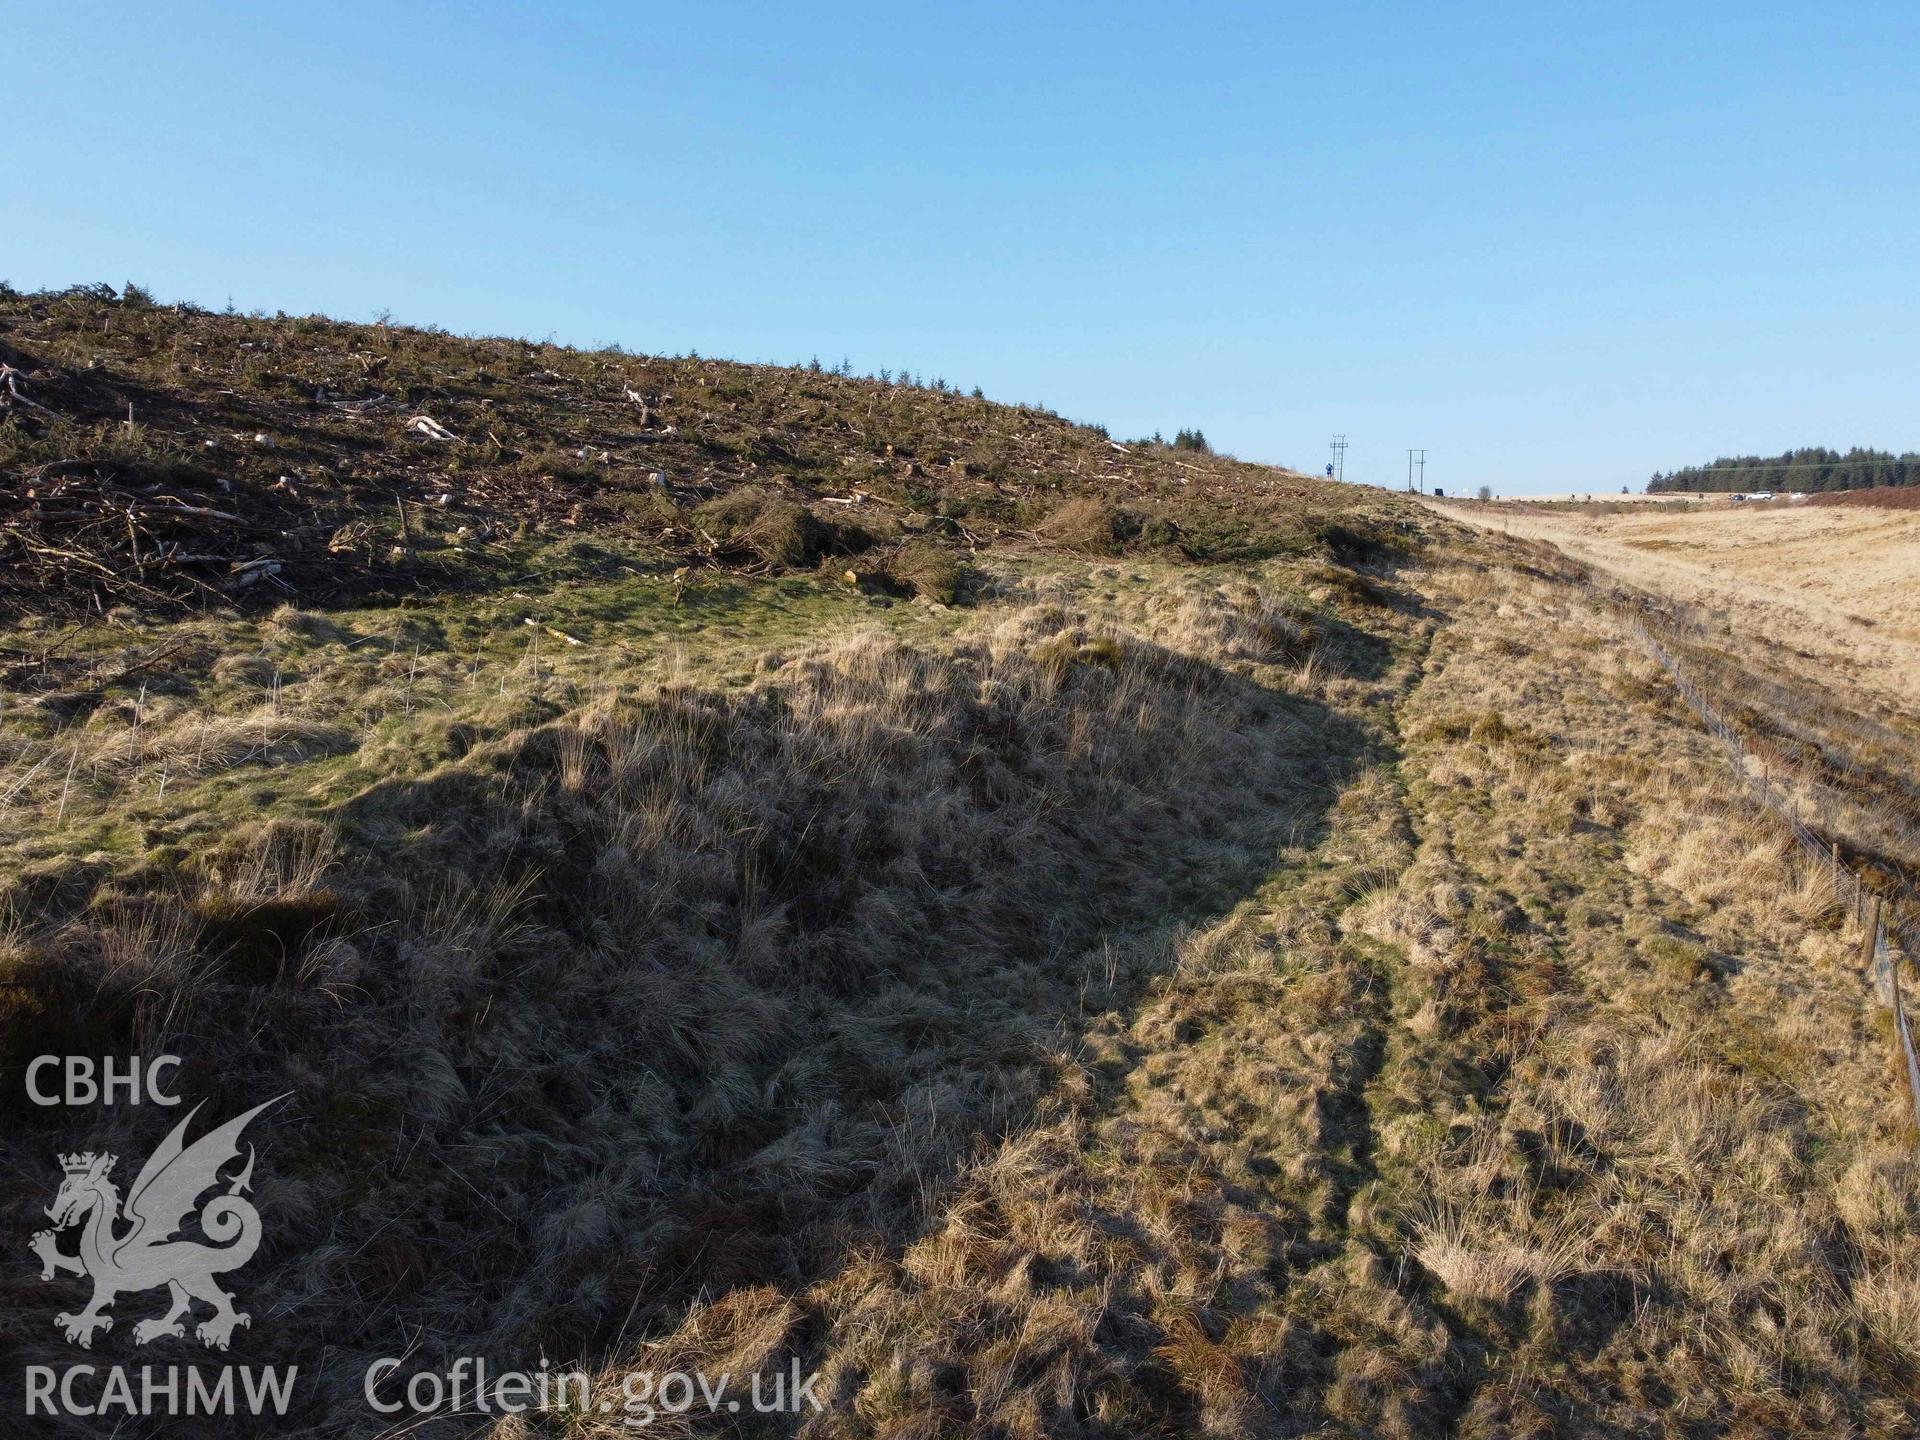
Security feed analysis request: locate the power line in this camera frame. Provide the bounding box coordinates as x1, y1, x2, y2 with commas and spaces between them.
1330, 435, 1347, 482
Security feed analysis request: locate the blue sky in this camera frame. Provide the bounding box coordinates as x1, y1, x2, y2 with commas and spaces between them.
7, 3, 1917, 493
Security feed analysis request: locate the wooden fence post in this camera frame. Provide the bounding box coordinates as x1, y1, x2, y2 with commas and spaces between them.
1887, 928, 1920, 1139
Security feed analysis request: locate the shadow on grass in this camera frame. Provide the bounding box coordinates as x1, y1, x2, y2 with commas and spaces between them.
0, 616, 1383, 1433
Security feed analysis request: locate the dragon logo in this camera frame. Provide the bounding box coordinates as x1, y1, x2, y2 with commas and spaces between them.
29, 1096, 287, 1350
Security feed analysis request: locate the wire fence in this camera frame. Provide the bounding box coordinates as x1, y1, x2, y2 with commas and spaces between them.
1625, 614, 1920, 1132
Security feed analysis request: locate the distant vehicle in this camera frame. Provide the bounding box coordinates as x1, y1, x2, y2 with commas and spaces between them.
1432, 487, 1445, 497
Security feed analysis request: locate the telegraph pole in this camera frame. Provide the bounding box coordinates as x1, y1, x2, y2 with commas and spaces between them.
1330, 435, 1347, 483
1406, 449, 1415, 493
1416, 449, 1427, 493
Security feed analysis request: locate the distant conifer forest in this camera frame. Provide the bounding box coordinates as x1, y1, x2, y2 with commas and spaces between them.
1649, 447, 1920, 493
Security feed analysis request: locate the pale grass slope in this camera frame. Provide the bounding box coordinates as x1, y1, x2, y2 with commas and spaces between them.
1444, 498, 1920, 704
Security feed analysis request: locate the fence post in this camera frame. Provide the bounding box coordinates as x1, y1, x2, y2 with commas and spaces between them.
1887, 928, 1920, 1139
1867, 896, 1884, 983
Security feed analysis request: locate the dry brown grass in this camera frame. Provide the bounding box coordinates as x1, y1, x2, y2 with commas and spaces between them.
678, 542, 1920, 1436
7, 342, 1920, 1436
0, 561, 1401, 1436
1441, 497, 1920, 696
1354, 547, 1920, 1435
522, 540, 1920, 1437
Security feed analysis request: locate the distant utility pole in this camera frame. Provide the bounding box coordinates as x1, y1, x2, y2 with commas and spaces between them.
1406, 449, 1415, 492
1330, 435, 1347, 483
1415, 449, 1427, 494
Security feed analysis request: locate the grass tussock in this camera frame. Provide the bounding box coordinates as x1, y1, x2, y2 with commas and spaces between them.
1151, 578, 1319, 669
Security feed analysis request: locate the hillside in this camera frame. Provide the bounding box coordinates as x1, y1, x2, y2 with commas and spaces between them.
0, 285, 1361, 617
5, 294, 1920, 1438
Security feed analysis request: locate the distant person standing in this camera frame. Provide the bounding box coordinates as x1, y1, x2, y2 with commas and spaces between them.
1326, 462, 1335, 478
